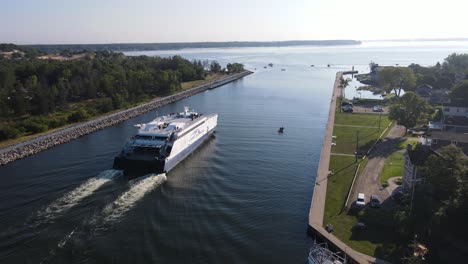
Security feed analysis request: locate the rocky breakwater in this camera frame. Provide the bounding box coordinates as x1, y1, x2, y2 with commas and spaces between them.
0, 71, 253, 166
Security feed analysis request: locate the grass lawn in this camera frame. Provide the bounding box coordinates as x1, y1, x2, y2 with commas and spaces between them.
181, 73, 225, 90
332, 111, 391, 155
396, 137, 419, 150
323, 104, 404, 261
380, 151, 404, 186
324, 155, 358, 220
332, 126, 382, 154
325, 155, 405, 261
334, 112, 391, 128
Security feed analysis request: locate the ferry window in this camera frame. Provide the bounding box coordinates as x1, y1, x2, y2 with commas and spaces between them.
135, 135, 152, 140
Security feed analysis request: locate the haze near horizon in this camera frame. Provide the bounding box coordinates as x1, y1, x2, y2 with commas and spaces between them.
1, 0, 467, 44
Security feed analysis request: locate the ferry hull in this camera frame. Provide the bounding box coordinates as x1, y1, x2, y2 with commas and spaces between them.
113, 157, 165, 174
164, 128, 215, 172
113, 129, 215, 175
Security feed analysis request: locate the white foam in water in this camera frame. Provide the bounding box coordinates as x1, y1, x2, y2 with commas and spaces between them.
101, 173, 167, 224
57, 226, 78, 248
37, 170, 122, 221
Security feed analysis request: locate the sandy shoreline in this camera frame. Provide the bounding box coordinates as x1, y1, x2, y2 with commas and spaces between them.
0, 71, 253, 166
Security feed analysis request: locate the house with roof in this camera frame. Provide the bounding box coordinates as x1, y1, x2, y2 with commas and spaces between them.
430, 131, 468, 154
402, 144, 438, 191
415, 84, 450, 105
416, 84, 433, 101
440, 102, 468, 133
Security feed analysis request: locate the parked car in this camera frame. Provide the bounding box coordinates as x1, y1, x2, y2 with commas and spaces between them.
354, 222, 366, 230
355, 193, 366, 208
370, 194, 381, 208
372, 105, 383, 112
342, 105, 353, 113
407, 125, 428, 135
341, 101, 353, 107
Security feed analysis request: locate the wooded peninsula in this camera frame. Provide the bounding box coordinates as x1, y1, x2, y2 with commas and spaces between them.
0, 44, 244, 142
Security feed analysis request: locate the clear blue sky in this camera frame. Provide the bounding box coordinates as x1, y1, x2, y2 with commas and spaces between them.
1, 0, 467, 44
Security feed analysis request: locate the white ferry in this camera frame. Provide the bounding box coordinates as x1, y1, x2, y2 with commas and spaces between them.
113, 106, 217, 174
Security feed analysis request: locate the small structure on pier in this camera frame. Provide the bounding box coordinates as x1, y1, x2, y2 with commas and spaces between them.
308, 242, 346, 264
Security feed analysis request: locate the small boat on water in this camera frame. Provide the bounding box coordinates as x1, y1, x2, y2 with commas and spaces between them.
281, 69, 286, 71
114, 106, 217, 175
278, 127, 284, 133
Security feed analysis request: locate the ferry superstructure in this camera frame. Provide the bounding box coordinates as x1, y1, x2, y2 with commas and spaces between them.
113, 106, 217, 174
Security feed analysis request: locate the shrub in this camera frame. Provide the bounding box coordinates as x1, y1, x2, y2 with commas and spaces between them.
48, 116, 68, 128
0, 124, 21, 140
20, 120, 48, 134
96, 98, 114, 113
67, 108, 91, 123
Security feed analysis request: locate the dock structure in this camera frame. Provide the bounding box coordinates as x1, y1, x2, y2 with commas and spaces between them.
307, 72, 389, 264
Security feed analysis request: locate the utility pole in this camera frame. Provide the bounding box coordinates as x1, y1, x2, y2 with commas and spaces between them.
378, 112, 382, 131
355, 130, 360, 162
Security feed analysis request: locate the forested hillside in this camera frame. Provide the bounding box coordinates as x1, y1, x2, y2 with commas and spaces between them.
0, 46, 243, 141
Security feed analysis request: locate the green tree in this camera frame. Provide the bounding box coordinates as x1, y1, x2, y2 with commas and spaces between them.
450, 80, 468, 104
210, 61, 222, 73
389, 92, 430, 131
10, 83, 29, 116
226, 63, 244, 74
0, 124, 21, 140
339, 76, 351, 93
67, 108, 91, 122
415, 145, 468, 240
378, 67, 416, 97
442, 53, 468, 74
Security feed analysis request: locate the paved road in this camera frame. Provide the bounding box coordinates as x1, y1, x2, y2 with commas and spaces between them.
352, 124, 406, 207
352, 105, 389, 114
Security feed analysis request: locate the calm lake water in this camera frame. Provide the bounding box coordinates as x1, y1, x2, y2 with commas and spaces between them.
0, 41, 467, 264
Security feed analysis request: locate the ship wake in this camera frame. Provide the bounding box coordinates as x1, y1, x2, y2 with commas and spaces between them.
39, 173, 166, 263
54, 173, 166, 248
36, 169, 122, 224
100, 173, 166, 225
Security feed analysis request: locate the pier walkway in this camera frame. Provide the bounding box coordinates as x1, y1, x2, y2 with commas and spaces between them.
308, 72, 389, 264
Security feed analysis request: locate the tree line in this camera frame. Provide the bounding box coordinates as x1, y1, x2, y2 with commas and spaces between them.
374, 54, 468, 262
0, 46, 244, 141
374, 53, 468, 101
24, 40, 361, 53
392, 145, 468, 263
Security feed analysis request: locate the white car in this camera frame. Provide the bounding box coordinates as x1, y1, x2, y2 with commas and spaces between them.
355, 193, 366, 208
372, 105, 383, 112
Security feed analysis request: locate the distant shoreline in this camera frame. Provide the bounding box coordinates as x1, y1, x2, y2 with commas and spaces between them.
23, 40, 362, 53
